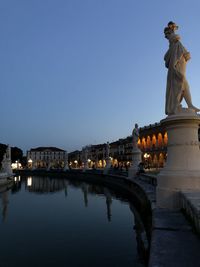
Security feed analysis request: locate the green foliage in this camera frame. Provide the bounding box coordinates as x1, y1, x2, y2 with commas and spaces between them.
0, 143, 23, 164
11, 147, 23, 162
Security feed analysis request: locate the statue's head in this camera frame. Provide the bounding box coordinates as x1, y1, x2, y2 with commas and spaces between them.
135, 123, 138, 128
168, 21, 178, 31
164, 22, 178, 39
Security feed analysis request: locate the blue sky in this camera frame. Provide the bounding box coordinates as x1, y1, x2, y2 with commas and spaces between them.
1, 0, 200, 153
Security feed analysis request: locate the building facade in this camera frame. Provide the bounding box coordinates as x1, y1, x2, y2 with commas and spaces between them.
68, 122, 168, 170
138, 123, 167, 169
27, 147, 67, 169
27, 122, 169, 170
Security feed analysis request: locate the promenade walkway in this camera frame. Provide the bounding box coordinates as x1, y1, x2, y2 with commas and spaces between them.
131, 172, 200, 267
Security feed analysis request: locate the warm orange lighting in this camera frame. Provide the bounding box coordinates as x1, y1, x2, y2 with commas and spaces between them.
147, 136, 151, 149
158, 133, 163, 147
152, 134, 157, 146
142, 137, 146, 149
164, 132, 168, 145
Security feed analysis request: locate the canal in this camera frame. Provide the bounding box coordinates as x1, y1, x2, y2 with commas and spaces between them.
0, 175, 147, 267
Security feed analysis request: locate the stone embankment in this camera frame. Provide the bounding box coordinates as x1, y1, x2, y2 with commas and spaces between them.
138, 173, 200, 267
0, 173, 13, 188
180, 191, 200, 235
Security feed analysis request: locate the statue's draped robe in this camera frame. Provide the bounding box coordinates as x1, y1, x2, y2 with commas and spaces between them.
132, 128, 139, 150
164, 34, 190, 115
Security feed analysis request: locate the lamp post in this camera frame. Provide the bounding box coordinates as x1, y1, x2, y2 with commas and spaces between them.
74, 160, 78, 169
103, 142, 112, 174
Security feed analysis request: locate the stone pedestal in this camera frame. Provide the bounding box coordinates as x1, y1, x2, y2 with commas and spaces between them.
128, 149, 142, 178
83, 161, 89, 172
3, 161, 13, 176
157, 108, 200, 209
103, 158, 112, 174
63, 151, 69, 171
32, 161, 36, 170
63, 163, 69, 171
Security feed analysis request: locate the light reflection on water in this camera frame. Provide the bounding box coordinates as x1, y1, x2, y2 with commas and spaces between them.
0, 175, 146, 267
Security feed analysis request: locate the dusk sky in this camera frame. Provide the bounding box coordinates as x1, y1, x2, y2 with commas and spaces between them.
1, 0, 200, 153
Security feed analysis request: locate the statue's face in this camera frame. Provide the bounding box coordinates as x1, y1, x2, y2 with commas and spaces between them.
168, 23, 178, 31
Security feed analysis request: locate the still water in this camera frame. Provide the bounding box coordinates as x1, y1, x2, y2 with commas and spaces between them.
0, 176, 146, 267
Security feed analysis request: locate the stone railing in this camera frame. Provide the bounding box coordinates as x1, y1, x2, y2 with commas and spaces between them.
180, 191, 200, 234
0, 172, 8, 179
139, 173, 157, 186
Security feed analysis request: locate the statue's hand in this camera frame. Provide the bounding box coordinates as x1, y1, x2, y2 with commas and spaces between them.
175, 35, 180, 42
184, 52, 191, 61
170, 34, 180, 43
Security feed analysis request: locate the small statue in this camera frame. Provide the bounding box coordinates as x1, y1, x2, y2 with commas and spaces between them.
106, 142, 110, 159
1, 145, 13, 175
63, 151, 69, 171
82, 146, 89, 170
164, 21, 199, 115
132, 123, 139, 149
128, 123, 142, 178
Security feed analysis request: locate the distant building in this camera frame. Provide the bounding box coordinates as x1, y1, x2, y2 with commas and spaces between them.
68, 122, 168, 170
139, 122, 167, 169
27, 147, 67, 169
27, 122, 169, 170
68, 150, 82, 168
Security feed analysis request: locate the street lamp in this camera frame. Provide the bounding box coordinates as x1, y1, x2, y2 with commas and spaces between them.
74, 160, 78, 168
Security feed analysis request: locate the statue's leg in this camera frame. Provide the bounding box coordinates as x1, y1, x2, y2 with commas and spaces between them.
178, 91, 184, 104
184, 86, 200, 112
178, 57, 200, 112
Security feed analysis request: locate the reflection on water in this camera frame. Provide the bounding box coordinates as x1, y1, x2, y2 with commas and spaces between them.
0, 175, 147, 267
0, 190, 8, 222
27, 176, 32, 187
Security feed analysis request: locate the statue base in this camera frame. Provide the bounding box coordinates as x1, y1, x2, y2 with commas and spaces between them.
63, 164, 69, 171
128, 149, 142, 178
83, 163, 89, 172
103, 159, 112, 174
157, 108, 200, 209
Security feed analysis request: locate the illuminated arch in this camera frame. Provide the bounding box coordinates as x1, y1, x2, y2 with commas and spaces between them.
157, 133, 163, 147
142, 137, 146, 149
152, 134, 157, 148
137, 138, 141, 149
159, 153, 164, 167
146, 136, 151, 149
164, 132, 168, 146
153, 154, 158, 165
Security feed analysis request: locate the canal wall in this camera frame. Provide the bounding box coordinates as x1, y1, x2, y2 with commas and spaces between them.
15, 169, 152, 238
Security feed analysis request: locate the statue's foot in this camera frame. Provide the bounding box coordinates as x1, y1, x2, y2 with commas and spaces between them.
188, 105, 200, 113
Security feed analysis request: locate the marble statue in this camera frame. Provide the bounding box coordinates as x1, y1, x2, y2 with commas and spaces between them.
103, 142, 112, 174
1, 145, 13, 176
82, 147, 89, 171
128, 123, 141, 178
63, 151, 69, 171
132, 123, 139, 150
106, 142, 110, 159
164, 21, 199, 115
